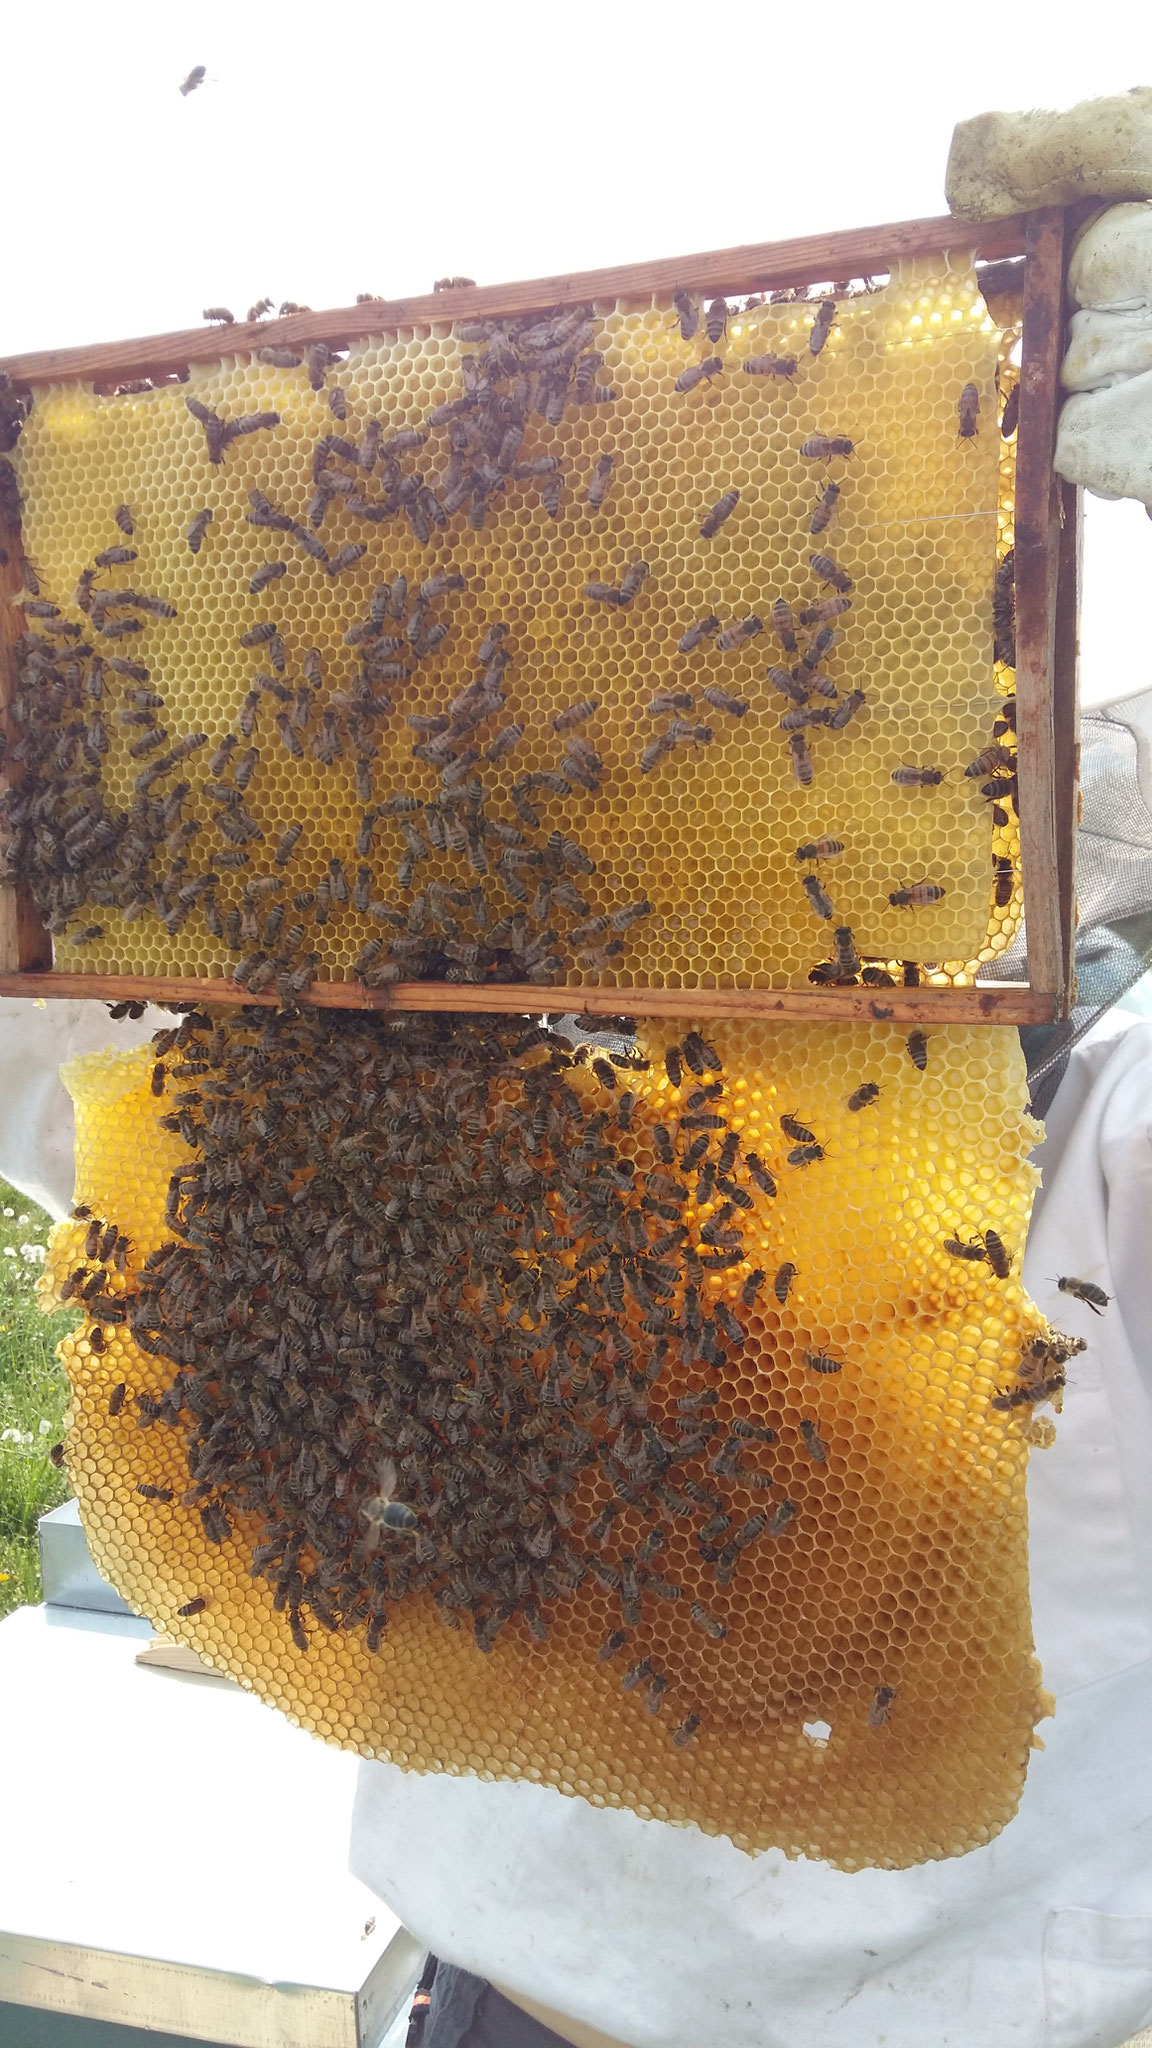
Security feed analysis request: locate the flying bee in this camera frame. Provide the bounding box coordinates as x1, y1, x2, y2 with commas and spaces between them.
49, 1442, 66, 1469
774, 1261, 797, 1304
965, 744, 1016, 779
743, 354, 796, 379
674, 356, 723, 393
810, 483, 840, 533
672, 290, 699, 340
360, 1459, 419, 1543
906, 1029, 929, 1072
958, 382, 980, 438
802, 874, 834, 920
801, 435, 854, 460
789, 731, 814, 786
804, 1348, 842, 1374
179, 64, 206, 94
700, 490, 739, 538
891, 764, 945, 787
847, 1080, 880, 1111
888, 881, 945, 908
1056, 1275, 1109, 1314
809, 300, 837, 355
867, 1684, 896, 1727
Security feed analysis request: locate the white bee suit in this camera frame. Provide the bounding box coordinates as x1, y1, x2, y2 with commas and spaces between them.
350, 1010, 1152, 2048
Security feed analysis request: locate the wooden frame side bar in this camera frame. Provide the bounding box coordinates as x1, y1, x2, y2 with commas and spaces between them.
1014, 206, 1071, 1013
0, 971, 1059, 1024
1052, 476, 1082, 1011
0, 545, 51, 975
0, 212, 1030, 391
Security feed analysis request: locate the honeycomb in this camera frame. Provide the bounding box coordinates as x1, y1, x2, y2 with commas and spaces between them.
42, 1005, 1069, 1869
3, 253, 1020, 997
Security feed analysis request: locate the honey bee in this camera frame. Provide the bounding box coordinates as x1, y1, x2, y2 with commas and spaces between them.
701, 297, 728, 344
1056, 1275, 1110, 1314
826, 689, 864, 731
672, 1713, 700, 1748
247, 298, 274, 323
690, 1601, 727, 1640
587, 455, 615, 510
700, 489, 740, 538
360, 1459, 419, 1543
980, 1229, 1011, 1278
804, 1348, 842, 1373
808, 552, 852, 594
553, 698, 599, 733
891, 764, 945, 787
771, 600, 799, 655
867, 1684, 896, 1727
678, 615, 719, 654
799, 1418, 828, 1464
743, 355, 797, 379
694, 681, 746, 722
114, 505, 134, 535
741, 1268, 767, 1306
800, 596, 852, 634
774, 1261, 797, 1304
846, 1080, 880, 1112
619, 559, 650, 602
957, 383, 980, 438
965, 744, 1015, 779
789, 1143, 824, 1166
177, 1597, 207, 1617
801, 436, 854, 461
744, 1154, 776, 1198
672, 290, 699, 340
789, 731, 814, 786
810, 483, 841, 534
1000, 384, 1020, 439
137, 1482, 174, 1502
808, 300, 837, 355
715, 615, 762, 652
802, 875, 834, 920
674, 357, 723, 393
906, 1029, 929, 1071
888, 881, 945, 909
991, 1373, 1066, 1413
90, 1329, 108, 1356
179, 64, 206, 94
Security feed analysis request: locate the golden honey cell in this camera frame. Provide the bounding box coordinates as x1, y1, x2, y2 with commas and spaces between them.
43, 1010, 1061, 1869
6, 255, 1018, 995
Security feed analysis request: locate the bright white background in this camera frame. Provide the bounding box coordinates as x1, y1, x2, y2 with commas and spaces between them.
3, 0, 1152, 704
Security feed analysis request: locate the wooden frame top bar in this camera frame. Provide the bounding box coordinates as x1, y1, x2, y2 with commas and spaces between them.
0, 971, 1059, 1025
0, 212, 1030, 391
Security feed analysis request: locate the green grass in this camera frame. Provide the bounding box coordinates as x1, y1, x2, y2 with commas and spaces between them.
0, 1180, 78, 1620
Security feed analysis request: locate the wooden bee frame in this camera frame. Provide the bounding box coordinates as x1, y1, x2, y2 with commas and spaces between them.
0, 207, 1077, 1025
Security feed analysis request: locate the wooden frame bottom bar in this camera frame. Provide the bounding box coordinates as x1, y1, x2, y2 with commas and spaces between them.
0, 972, 1059, 1024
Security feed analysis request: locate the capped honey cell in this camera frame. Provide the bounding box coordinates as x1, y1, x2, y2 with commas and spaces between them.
43, 1009, 1061, 1869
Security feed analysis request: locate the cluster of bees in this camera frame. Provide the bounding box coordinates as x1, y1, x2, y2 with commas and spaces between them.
0, 273, 1016, 995
51, 998, 1088, 1739
54, 1004, 915, 1736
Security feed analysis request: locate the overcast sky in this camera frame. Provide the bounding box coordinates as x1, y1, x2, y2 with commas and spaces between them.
5, 0, 1152, 703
